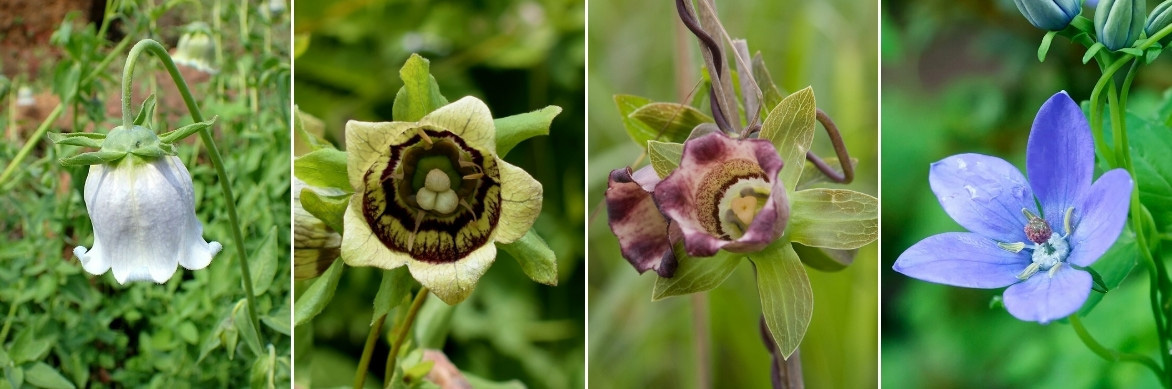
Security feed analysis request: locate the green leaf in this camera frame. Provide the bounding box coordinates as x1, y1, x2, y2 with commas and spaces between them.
294, 105, 333, 151
392, 53, 449, 122
613, 94, 657, 149
9, 329, 51, 364
1128, 112, 1172, 229
234, 300, 264, 358
1038, 30, 1057, 62
59, 150, 126, 167
463, 372, 526, 389
47, 132, 104, 148
294, 259, 345, 327
1118, 47, 1144, 56
788, 188, 878, 250
797, 156, 858, 190
750, 243, 813, 360
791, 243, 855, 272
293, 33, 310, 59
159, 117, 216, 144
3, 363, 22, 389
294, 148, 350, 191
402, 360, 435, 383
652, 248, 742, 300
133, 94, 157, 126
24, 362, 75, 389
498, 230, 558, 286
494, 105, 562, 157
647, 141, 684, 179
629, 103, 712, 145
1145, 44, 1164, 64
300, 189, 349, 234
250, 226, 280, 296
52, 63, 80, 103
1079, 226, 1137, 315
759, 87, 817, 191
263, 304, 292, 336
373, 267, 413, 325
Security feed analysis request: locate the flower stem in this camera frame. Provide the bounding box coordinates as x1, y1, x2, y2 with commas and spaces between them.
354, 313, 388, 389
1069, 314, 1164, 382
384, 287, 430, 388
120, 39, 261, 335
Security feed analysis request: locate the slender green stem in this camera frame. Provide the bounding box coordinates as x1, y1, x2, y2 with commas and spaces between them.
0, 299, 19, 344
1070, 314, 1164, 380
384, 287, 429, 389
354, 313, 388, 389
120, 39, 260, 333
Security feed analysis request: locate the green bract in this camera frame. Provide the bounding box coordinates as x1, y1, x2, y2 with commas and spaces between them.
340, 96, 544, 305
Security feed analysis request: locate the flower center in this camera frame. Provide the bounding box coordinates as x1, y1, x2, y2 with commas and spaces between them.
415, 168, 458, 214
1014, 208, 1074, 280
717, 178, 770, 239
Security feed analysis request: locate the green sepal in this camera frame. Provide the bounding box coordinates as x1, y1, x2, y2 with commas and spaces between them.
1038, 30, 1058, 62
493, 105, 562, 157
629, 103, 713, 144
1082, 42, 1104, 64
392, 53, 449, 122
299, 189, 349, 234
651, 247, 742, 300
614, 94, 658, 149
1084, 266, 1109, 293
1145, 43, 1164, 63
47, 132, 105, 148
159, 117, 217, 144
129, 145, 169, 159
59, 150, 127, 167
293, 148, 351, 191
759, 87, 817, 191
293, 259, 345, 327
647, 140, 684, 179
750, 242, 813, 360
372, 267, 414, 325
294, 105, 334, 151
498, 230, 559, 286
133, 94, 158, 126
1118, 47, 1144, 56
752, 52, 785, 112
791, 242, 856, 272
787, 188, 878, 250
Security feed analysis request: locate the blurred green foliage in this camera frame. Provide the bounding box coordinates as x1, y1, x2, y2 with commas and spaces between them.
882, 0, 1172, 387
293, 0, 584, 388
0, 0, 291, 387
587, 0, 878, 387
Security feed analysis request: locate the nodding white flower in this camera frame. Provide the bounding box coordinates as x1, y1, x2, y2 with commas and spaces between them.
171, 24, 217, 74
74, 125, 221, 284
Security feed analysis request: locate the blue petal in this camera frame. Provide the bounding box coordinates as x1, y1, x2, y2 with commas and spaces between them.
930, 154, 1034, 243
1003, 266, 1091, 324
893, 232, 1028, 288
1027, 91, 1094, 228
1067, 169, 1133, 267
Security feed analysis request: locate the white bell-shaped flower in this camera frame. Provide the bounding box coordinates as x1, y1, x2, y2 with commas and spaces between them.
73, 126, 221, 284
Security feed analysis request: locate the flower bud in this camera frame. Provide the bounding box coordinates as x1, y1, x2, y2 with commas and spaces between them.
171, 22, 217, 74
1146, 0, 1172, 43
1095, 0, 1146, 50
1014, 0, 1082, 31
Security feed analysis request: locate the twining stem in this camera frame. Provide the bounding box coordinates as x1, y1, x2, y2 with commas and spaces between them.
384, 287, 430, 388
354, 313, 389, 389
805, 109, 855, 184
120, 39, 261, 335
1069, 314, 1163, 381
0, 36, 131, 187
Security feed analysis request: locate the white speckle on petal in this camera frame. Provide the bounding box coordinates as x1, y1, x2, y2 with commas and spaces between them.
956, 158, 967, 169
963, 184, 978, 199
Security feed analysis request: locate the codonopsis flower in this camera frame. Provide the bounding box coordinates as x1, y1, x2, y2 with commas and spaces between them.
606, 132, 788, 276
893, 91, 1132, 324
340, 96, 542, 304
74, 125, 221, 284
1014, 0, 1082, 31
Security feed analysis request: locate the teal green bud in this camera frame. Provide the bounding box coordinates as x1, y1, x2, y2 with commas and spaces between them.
1146, 0, 1172, 43
1095, 0, 1146, 50
1014, 0, 1082, 31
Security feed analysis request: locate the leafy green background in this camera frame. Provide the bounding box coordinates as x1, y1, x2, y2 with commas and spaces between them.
0, 0, 291, 388
293, 0, 585, 388
882, 0, 1172, 387
587, 0, 878, 387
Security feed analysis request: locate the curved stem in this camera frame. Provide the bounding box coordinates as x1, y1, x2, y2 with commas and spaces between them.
120, 39, 260, 333
804, 109, 855, 184
1070, 314, 1164, 381
354, 313, 388, 389
384, 287, 430, 388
